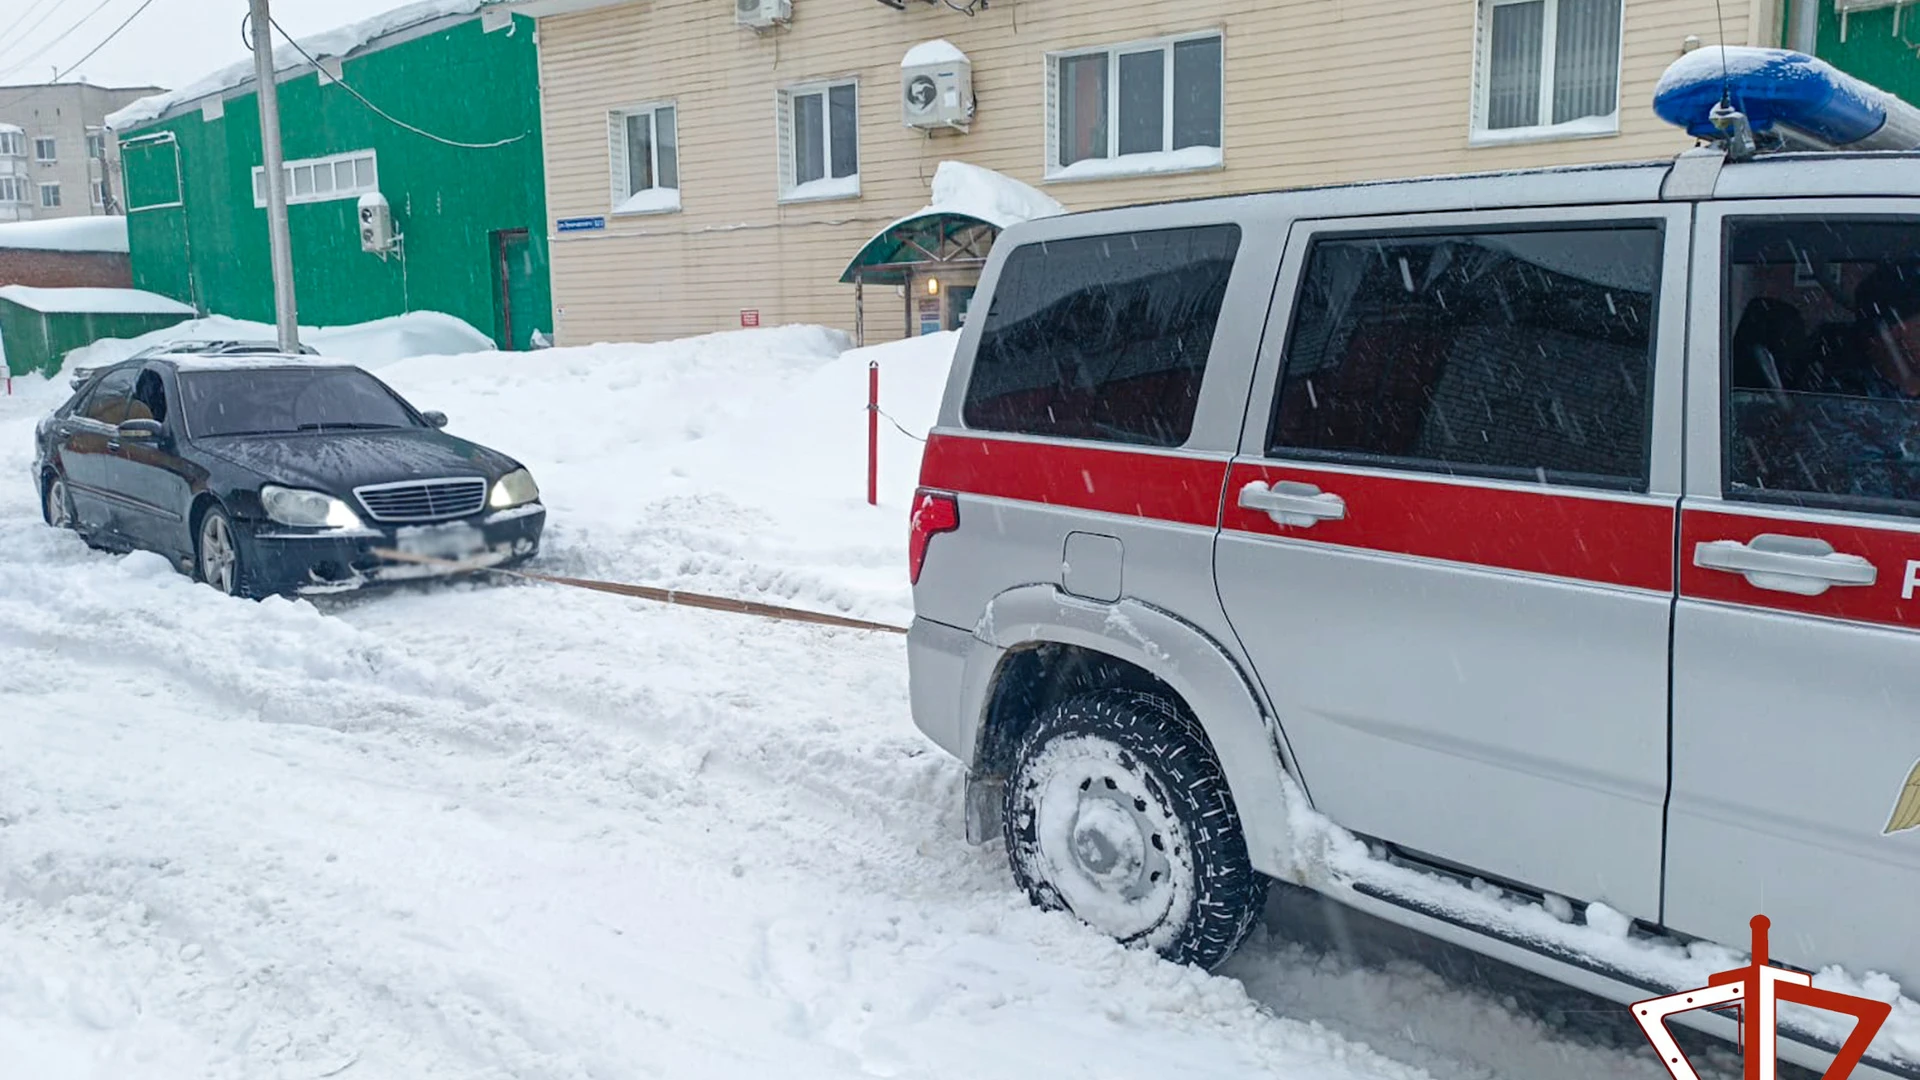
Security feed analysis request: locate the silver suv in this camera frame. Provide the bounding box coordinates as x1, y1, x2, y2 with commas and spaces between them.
907, 145, 1920, 1076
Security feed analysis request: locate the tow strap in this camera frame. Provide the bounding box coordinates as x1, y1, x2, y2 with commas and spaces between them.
371, 548, 910, 635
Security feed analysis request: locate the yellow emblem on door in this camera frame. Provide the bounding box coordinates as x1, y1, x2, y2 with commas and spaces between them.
1887, 760, 1920, 836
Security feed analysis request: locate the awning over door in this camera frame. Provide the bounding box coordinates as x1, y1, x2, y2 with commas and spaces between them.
839, 211, 1000, 286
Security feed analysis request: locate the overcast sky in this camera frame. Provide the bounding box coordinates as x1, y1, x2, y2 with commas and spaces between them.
0, 0, 415, 93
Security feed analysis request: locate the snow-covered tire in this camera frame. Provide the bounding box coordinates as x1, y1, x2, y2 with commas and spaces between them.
195, 506, 252, 598
42, 473, 73, 529
1003, 690, 1266, 971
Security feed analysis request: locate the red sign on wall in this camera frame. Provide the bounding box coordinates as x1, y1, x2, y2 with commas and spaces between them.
740, 309, 760, 328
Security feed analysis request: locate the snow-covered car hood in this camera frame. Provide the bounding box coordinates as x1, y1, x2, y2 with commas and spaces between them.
195, 429, 519, 496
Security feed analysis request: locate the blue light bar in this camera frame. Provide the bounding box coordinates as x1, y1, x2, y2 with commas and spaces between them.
1653, 46, 1920, 151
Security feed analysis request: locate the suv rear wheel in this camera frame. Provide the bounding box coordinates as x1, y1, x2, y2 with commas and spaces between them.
1003, 689, 1266, 970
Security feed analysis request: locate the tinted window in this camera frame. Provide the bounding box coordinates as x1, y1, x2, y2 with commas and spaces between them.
80, 367, 138, 425
179, 368, 417, 437
963, 224, 1241, 447
1724, 217, 1920, 517
1271, 226, 1662, 490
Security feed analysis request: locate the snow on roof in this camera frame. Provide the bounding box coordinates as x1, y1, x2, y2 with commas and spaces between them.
916, 160, 1065, 229
107, 0, 491, 130
0, 286, 195, 316
165, 354, 357, 372
0, 216, 128, 254
0, 123, 21, 135
901, 39, 968, 68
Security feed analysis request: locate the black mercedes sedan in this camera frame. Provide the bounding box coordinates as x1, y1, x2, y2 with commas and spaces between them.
31, 351, 545, 598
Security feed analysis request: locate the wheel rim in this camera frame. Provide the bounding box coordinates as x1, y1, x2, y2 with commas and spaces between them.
200, 515, 237, 594
46, 479, 70, 528
1021, 735, 1190, 942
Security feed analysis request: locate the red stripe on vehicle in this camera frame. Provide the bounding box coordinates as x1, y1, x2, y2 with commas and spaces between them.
1680, 508, 1920, 630
917, 433, 1226, 527
1222, 463, 1676, 593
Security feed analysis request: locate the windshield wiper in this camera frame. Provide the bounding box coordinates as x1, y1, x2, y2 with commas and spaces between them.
294, 422, 405, 431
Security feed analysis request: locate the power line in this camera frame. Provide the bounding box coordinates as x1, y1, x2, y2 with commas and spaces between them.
0, 0, 121, 83
265, 13, 528, 150
0, 0, 69, 68
0, 0, 164, 116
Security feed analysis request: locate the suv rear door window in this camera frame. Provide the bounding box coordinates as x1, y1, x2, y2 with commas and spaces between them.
1271, 225, 1664, 490
963, 224, 1241, 448
1723, 217, 1920, 516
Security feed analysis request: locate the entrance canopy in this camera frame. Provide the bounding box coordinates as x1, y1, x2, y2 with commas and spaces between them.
839, 211, 1000, 286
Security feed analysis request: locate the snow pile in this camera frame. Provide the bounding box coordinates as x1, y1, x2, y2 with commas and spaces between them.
1652, 45, 1817, 99
0, 285, 193, 316
902, 39, 969, 67
0, 216, 128, 254
106, 0, 489, 130
60, 310, 496, 371
366, 324, 947, 625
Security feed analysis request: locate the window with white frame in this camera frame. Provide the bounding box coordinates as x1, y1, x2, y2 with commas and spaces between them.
0, 177, 24, 203
1047, 32, 1223, 181
86, 130, 105, 159
252, 149, 378, 208
40, 183, 60, 208
777, 79, 858, 201
608, 102, 679, 214
0, 132, 23, 157
34, 137, 55, 163
1474, 0, 1622, 142
91, 179, 106, 206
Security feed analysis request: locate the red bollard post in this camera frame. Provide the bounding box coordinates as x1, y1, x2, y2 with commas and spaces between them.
867, 360, 879, 506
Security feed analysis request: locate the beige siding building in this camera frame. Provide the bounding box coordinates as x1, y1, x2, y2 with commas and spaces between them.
516, 0, 1780, 346
0, 83, 162, 223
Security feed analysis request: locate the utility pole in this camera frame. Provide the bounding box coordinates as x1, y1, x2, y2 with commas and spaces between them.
250, 0, 300, 352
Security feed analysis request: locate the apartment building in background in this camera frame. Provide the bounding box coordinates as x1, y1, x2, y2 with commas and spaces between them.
0, 82, 163, 223
504, 0, 1786, 347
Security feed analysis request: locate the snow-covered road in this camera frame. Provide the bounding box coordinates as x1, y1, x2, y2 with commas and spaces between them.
0, 325, 1740, 1079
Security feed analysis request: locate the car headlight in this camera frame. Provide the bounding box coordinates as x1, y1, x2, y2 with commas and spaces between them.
261, 485, 364, 529
489, 468, 539, 509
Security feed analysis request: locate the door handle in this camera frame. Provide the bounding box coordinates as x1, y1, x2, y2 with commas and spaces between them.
1239, 480, 1346, 528
1694, 534, 1877, 596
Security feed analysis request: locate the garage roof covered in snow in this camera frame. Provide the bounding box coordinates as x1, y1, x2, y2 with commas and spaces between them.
0, 286, 196, 316
0, 217, 130, 254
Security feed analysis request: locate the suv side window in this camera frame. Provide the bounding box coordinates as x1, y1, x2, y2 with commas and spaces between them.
1271, 225, 1664, 491
79, 367, 138, 426
1723, 217, 1920, 517
963, 224, 1241, 448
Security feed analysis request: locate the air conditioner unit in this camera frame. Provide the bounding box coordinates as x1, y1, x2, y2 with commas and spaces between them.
358, 192, 394, 254
901, 42, 973, 132
736, 0, 791, 31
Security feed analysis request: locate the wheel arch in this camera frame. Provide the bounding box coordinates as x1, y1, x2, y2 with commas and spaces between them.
960, 584, 1304, 881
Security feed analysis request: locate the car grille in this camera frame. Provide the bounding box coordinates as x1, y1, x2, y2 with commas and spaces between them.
354, 478, 489, 523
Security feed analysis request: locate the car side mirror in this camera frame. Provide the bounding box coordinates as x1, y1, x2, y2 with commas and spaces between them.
422, 411, 448, 429
117, 418, 164, 440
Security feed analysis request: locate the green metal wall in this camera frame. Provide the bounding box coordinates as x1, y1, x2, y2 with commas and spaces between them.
120, 14, 551, 350
1787, 0, 1920, 103
0, 301, 190, 377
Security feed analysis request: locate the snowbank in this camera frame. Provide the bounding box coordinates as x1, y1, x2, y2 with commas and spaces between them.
60, 310, 496, 372
107, 0, 489, 130
0, 216, 128, 254
0, 285, 193, 316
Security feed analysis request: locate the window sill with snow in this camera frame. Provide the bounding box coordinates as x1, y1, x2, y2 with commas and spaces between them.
1468, 113, 1620, 148
779, 175, 861, 205
613, 187, 682, 216
1045, 146, 1224, 184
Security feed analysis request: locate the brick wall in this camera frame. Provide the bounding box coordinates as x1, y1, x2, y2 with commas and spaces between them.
0, 249, 132, 289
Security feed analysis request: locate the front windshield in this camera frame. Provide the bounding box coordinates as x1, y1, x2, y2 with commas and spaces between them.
179, 368, 418, 437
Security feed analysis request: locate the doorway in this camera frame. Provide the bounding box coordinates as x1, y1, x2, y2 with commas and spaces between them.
491, 228, 537, 351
